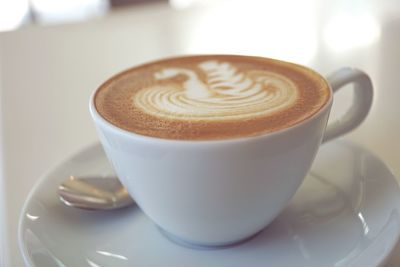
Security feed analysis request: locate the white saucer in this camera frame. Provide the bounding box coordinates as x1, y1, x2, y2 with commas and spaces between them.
18, 140, 400, 267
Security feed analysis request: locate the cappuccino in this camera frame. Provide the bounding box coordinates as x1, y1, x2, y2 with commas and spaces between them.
94, 55, 330, 140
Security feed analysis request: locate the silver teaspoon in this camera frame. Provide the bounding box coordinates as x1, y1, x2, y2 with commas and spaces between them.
58, 176, 134, 210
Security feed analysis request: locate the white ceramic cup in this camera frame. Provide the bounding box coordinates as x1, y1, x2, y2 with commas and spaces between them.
90, 62, 373, 248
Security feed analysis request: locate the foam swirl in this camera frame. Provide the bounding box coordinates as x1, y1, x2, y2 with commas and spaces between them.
134, 60, 298, 121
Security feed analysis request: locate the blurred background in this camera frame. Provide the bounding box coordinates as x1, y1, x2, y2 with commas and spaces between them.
1, 0, 400, 266
0, 0, 389, 63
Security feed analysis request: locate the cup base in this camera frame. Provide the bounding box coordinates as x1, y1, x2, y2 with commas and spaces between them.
157, 226, 262, 250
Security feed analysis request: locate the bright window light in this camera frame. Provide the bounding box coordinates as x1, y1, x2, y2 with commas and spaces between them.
323, 14, 381, 52
184, 0, 318, 65
0, 0, 29, 31
30, 0, 109, 24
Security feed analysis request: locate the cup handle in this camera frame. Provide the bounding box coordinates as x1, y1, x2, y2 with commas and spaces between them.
322, 68, 373, 143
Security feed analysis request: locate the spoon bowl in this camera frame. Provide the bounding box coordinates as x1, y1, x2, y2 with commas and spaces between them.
58, 176, 134, 210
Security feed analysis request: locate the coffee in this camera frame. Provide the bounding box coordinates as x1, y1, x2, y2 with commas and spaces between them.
94, 55, 331, 140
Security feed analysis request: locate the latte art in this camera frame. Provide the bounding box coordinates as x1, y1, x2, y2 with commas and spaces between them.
134, 61, 298, 120
94, 55, 330, 140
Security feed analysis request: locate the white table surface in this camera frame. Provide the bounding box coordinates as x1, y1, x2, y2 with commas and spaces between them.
1, 1, 400, 266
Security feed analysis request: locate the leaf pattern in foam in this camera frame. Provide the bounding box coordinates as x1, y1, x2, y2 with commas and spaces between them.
198, 61, 254, 96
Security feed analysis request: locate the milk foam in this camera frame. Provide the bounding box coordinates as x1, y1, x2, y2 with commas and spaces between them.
134, 60, 298, 120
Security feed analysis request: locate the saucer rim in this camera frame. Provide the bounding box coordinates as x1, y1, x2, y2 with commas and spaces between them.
18, 142, 100, 267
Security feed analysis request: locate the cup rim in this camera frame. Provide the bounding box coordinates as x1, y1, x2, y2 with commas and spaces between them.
89, 55, 334, 145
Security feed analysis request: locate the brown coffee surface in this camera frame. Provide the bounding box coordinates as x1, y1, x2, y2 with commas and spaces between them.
94, 55, 331, 140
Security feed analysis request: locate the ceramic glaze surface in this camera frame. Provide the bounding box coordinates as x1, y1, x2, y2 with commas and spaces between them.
18, 141, 400, 267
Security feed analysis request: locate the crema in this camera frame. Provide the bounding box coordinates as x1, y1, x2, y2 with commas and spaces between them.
94, 55, 330, 140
